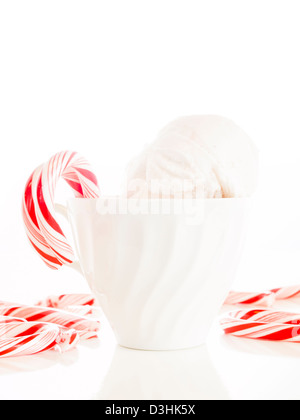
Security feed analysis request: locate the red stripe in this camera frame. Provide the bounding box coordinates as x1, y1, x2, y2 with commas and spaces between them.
50, 247, 73, 264
259, 327, 297, 341
271, 288, 300, 299
1, 307, 21, 316
285, 319, 300, 325
240, 309, 264, 320
25, 310, 56, 322
65, 179, 84, 196
0, 335, 41, 356
240, 293, 271, 305
37, 174, 64, 235
64, 320, 78, 329
24, 174, 39, 229
65, 151, 76, 168
224, 322, 264, 335
69, 331, 78, 345
75, 168, 99, 188
15, 324, 45, 337
85, 299, 95, 306
0, 344, 22, 356
0, 318, 24, 324
41, 339, 58, 352
29, 239, 62, 266
282, 292, 300, 299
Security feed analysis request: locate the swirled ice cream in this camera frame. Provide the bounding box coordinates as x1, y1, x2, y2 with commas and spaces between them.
126, 115, 258, 199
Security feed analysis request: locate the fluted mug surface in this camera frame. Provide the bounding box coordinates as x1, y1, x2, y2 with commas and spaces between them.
67, 198, 248, 350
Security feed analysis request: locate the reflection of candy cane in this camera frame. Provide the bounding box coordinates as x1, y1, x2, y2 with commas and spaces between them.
0, 321, 78, 358
22, 151, 100, 269
225, 285, 300, 307
0, 303, 100, 340
220, 309, 300, 342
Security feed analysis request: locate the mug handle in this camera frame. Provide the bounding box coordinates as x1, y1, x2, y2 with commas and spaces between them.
54, 203, 84, 276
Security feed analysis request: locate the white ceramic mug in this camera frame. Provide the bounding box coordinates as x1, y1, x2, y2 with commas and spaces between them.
63, 197, 249, 351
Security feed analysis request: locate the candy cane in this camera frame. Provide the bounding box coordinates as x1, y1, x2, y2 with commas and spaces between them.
36, 294, 97, 317
225, 285, 300, 307
36, 294, 96, 310
220, 308, 300, 342
0, 296, 101, 358
23, 165, 59, 269
0, 316, 27, 324
22, 151, 100, 269
0, 302, 100, 340
0, 320, 79, 358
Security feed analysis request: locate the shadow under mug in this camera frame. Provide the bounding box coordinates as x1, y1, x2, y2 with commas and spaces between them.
63, 197, 249, 351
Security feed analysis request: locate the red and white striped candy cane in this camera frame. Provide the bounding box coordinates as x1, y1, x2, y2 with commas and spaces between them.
22, 151, 100, 269
225, 291, 275, 307
36, 293, 97, 316
36, 294, 96, 310
0, 302, 100, 340
221, 308, 300, 342
0, 316, 27, 324
0, 320, 79, 358
23, 165, 59, 269
225, 285, 300, 307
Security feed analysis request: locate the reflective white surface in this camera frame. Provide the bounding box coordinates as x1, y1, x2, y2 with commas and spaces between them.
2, 300, 300, 400
97, 342, 228, 400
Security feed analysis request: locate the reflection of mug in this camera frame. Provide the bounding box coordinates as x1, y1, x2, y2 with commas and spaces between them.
63, 198, 249, 351
97, 345, 229, 400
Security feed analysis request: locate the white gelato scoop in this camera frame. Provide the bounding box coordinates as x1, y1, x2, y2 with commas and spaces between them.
126, 115, 258, 199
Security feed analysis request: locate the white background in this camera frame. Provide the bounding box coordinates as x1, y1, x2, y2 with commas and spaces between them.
1, 0, 300, 400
